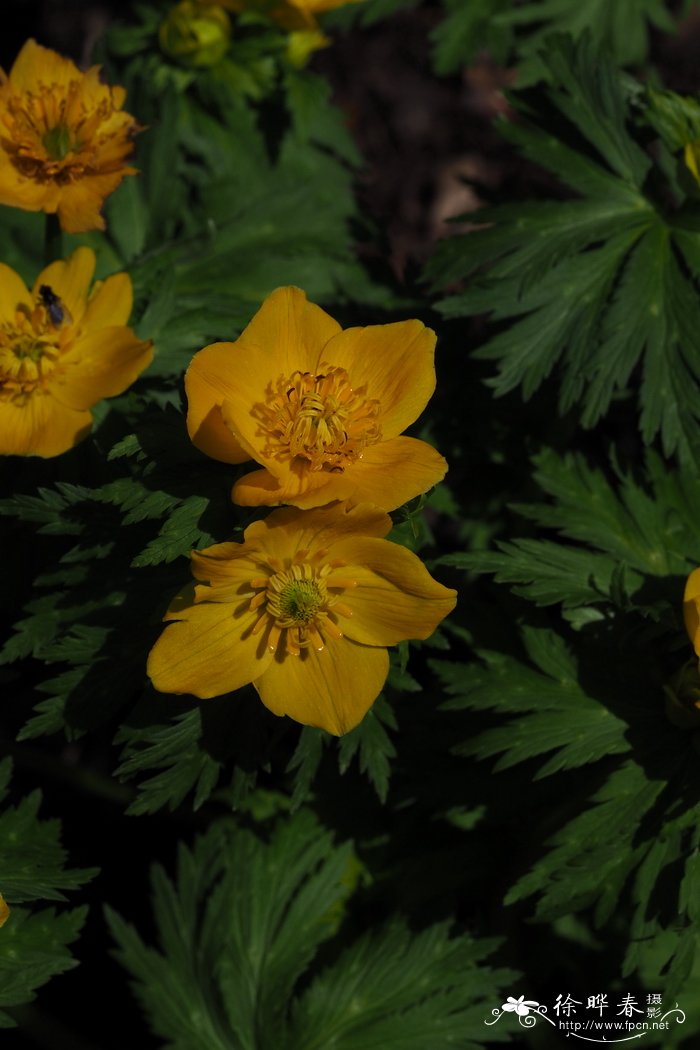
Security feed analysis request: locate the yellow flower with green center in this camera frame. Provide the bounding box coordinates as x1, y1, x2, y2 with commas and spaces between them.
147, 502, 457, 735
0, 39, 141, 232
186, 286, 447, 511
0, 247, 153, 457
670, 568, 700, 727
684, 569, 700, 676
0, 894, 8, 928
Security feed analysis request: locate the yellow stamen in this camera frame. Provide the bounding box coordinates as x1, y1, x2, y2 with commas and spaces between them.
244, 554, 357, 659
256, 364, 382, 473
0, 291, 75, 403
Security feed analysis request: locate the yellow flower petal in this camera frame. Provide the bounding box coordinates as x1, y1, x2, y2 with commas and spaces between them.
56, 172, 132, 233
234, 286, 341, 374
52, 327, 153, 411
147, 597, 272, 698
232, 435, 447, 511
332, 435, 448, 510
0, 263, 31, 324
326, 536, 457, 645
8, 39, 77, 92
0, 390, 91, 457
286, 29, 329, 67
684, 568, 700, 652
685, 142, 700, 187
241, 502, 392, 562
190, 543, 264, 600
325, 319, 436, 439
185, 342, 253, 464
0, 161, 48, 211
229, 451, 351, 508
82, 273, 133, 330
255, 638, 389, 735
186, 288, 340, 462
0, 893, 9, 928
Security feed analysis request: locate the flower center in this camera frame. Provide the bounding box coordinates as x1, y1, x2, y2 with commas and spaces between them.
42, 122, 74, 160
3, 82, 113, 184
245, 549, 357, 657
274, 578, 324, 625
0, 291, 73, 403
256, 365, 382, 473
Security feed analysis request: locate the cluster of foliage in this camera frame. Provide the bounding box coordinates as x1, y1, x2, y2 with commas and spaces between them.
3, 0, 700, 1047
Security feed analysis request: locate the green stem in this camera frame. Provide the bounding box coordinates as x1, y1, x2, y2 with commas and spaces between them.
44, 212, 63, 265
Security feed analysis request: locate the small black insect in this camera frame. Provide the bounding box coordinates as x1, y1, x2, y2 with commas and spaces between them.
38, 284, 69, 326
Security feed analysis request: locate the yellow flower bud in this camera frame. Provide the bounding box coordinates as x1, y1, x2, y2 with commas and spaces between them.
684, 140, 700, 186
0, 894, 8, 928
159, 1, 232, 68
286, 28, 329, 67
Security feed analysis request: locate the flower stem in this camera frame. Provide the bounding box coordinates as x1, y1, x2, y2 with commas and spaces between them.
44, 212, 63, 265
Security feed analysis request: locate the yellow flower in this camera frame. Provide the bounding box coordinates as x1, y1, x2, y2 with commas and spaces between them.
186, 286, 447, 511
0, 894, 8, 928
0, 247, 153, 457
0, 39, 140, 232
159, 1, 232, 68
209, 0, 366, 31
684, 569, 700, 663
147, 502, 457, 735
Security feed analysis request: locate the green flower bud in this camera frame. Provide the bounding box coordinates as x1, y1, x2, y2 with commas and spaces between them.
159, 1, 232, 68
286, 28, 329, 68
685, 141, 700, 187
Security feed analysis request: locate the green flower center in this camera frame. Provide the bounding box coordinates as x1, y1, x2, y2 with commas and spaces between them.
278, 579, 324, 624
12, 338, 45, 362
245, 553, 357, 658
43, 123, 74, 161
0, 297, 68, 401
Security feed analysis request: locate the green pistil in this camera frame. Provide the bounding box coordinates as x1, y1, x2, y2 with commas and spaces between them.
43, 123, 73, 160
279, 580, 323, 624
14, 341, 44, 362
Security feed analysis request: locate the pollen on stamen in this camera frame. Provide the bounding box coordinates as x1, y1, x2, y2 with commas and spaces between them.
267, 624, 281, 653
324, 619, 343, 640
327, 578, 358, 590
333, 602, 353, 618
